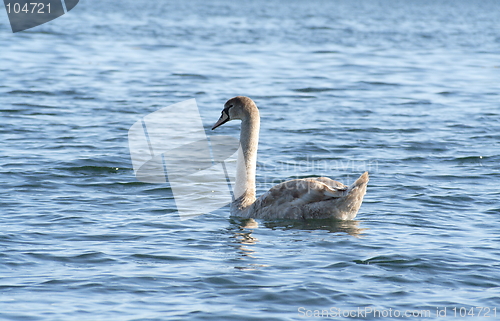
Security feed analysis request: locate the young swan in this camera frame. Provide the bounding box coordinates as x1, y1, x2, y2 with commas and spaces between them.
212, 96, 368, 220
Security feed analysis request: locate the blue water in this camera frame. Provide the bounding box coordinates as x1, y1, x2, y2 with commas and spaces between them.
1, 0, 500, 320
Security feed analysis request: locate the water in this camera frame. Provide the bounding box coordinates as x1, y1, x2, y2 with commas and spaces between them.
1, 0, 500, 320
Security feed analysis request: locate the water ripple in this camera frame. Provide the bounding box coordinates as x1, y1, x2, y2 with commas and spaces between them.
1, 0, 500, 320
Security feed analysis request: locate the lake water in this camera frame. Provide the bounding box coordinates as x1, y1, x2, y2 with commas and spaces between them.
1, 0, 500, 320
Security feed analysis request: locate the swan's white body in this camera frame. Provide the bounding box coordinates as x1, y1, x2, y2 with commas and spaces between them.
212, 96, 368, 220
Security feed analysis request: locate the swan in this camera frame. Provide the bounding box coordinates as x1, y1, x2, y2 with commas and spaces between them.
212, 96, 368, 220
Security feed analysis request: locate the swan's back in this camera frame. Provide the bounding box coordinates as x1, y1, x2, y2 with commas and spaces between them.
234, 172, 369, 220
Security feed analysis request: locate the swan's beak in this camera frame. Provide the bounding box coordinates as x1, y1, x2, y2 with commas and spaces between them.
212, 111, 230, 130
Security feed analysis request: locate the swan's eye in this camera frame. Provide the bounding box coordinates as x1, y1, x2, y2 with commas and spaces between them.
223, 104, 233, 115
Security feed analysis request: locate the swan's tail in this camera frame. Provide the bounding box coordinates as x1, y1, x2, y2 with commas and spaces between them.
349, 171, 369, 191
332, 171, 369, 220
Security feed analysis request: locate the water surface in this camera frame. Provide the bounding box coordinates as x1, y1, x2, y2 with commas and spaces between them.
1, 0, 500, 320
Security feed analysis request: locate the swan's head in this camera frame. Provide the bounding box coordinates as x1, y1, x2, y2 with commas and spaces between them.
212, 96, 259, 130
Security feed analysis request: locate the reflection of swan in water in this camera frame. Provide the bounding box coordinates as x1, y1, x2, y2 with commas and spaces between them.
227, 218, 367, 270
228, 219, 265, 270
234, 218, 367, 237
213, 96, 368, 220
263, 219, 367, 237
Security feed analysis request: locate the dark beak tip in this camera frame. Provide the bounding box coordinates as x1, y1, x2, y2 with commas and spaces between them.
212, 113, 229, 130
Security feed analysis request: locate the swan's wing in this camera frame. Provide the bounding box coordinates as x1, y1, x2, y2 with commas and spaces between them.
256, 178, 348, 209
249, 173, 369, 220
313, 177, 348, 190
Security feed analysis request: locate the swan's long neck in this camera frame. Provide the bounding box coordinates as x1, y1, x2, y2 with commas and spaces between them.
233, 111, 260, 209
